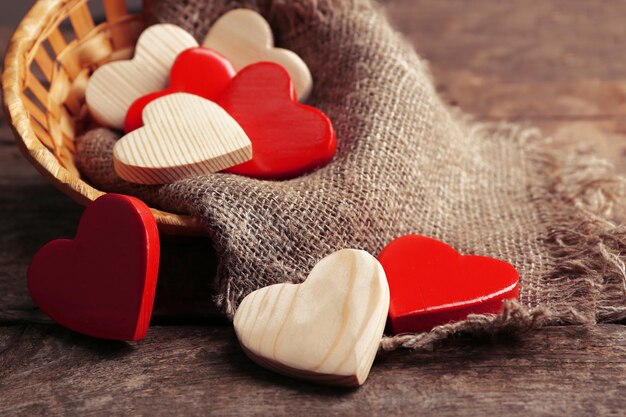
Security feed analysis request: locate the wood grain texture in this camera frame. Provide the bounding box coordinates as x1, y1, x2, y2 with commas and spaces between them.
0, 324, 625, 416
86, 23, 197, 129
385, 0, 626, 180
1, 0, 625, 321
123, 46, 236, 132
234, 249, 389, 387
203, 9, 313, 101
113, 93, 252, 184
1, 0, 626, 413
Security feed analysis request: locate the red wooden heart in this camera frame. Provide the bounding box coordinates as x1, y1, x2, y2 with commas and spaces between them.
218, 62, 336, 179
27, 194, 160, 341
378, 234, 519, 334
124, 46, 235, 133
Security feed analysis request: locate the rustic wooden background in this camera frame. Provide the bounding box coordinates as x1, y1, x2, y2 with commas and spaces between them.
1, 1, 625, 415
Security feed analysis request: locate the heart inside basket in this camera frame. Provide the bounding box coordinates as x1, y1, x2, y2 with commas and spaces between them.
2, 0, 204, 235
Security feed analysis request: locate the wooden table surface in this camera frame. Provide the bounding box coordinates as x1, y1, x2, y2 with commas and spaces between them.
1, 1, 625, 415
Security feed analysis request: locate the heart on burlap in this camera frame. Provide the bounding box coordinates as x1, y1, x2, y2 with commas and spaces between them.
124, 47, 235, 133
203, 8, 313, 101
219, 62, 336, 179
378, 234, 519, 335
76, 0, 626, 350
113, 93, 252, 184
86, 24, 197, 129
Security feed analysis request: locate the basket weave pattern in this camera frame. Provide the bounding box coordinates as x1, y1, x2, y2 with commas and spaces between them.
2, 0, 203, 234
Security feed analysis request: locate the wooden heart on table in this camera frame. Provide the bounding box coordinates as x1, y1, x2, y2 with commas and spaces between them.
27, 194, 160, 341
113, 93, 252, 184
203, 8, 313, 101
234, 249, 389, 387
124, 47, 236, 133
218, 62, 335, 179
86, 23, 197, 129
378, 234, 520, 334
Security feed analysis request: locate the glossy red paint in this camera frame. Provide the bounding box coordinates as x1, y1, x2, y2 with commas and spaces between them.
27, 194, 160, 341
219, 62, 336, 179
378, 234, 519, 334
124, 46, 235, 132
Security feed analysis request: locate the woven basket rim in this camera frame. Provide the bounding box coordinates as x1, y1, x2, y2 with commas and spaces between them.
2, 0, 205, 236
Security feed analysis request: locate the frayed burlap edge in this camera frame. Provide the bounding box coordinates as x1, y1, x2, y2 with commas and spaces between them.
143, 0, 626, 351
380, 117, 625, 351
161, 0, 626, 351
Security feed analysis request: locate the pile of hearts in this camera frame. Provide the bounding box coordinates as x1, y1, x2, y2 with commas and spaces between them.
29, 7, 521, 389
85, 9, 336, 184
29, 194, 520, 387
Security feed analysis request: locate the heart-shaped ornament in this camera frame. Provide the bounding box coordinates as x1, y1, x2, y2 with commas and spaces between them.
378, 234, 519, 334
234, 249, 389, 387
27, 194, 160, 341
219, 62, 336, 179
203, 8, 313, 101
124, 47, 236, 133
113, 93, 252, 184
86, 24, 198, 129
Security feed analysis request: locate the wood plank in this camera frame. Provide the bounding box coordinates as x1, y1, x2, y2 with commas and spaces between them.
388, 0, 626, 83
0, 324, 624, 415
0, 3, 625, 415
386, 0, 626, 175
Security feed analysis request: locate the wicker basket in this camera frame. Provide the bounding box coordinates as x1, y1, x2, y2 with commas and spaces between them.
2, 0, 204, 235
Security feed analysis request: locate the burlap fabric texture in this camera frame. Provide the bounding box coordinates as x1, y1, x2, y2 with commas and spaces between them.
75, 0, 626, 350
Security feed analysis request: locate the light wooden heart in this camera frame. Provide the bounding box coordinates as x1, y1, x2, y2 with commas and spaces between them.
233, 249, 390, 387
203, 9, 313, 101
113, 93, 252, 184
86, 24, 198, 129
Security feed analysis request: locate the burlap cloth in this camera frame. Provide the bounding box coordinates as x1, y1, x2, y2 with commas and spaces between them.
75, 0, 626, 350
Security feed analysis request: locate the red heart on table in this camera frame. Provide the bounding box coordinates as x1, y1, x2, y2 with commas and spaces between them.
27, 194, 160, 341
218, 62, 336, 179
378, 234, 519, 334
124, 46, 235, 133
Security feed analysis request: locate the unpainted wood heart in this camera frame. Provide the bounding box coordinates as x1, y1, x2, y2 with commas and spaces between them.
86, 24, 198, 129
123, 47, 236, 133
202, 8, 313, 101
233, 249, 390, 387
113, 93, 252, 184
